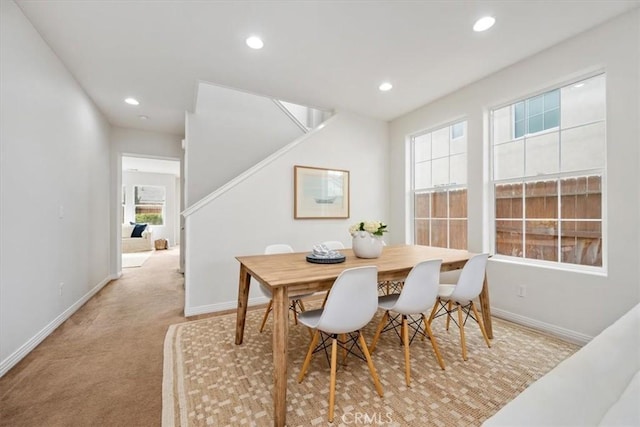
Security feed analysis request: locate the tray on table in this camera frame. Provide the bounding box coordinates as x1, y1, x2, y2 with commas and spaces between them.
305, 254, 346, 264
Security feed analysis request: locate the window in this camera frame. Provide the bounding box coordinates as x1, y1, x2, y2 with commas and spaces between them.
451, 122, 465, 140
411, 121, 467, 249
134, 185, 165, 225
513, 90, 560, 138
491, 74, 605, 268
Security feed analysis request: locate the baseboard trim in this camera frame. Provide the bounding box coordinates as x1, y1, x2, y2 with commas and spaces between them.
0, 274, 116, 378
491, 307, 591, 345
184, 296, 270, 317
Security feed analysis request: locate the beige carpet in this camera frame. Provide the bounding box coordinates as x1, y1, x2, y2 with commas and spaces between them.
0, 247, 186, 427
163, 308, 579, 427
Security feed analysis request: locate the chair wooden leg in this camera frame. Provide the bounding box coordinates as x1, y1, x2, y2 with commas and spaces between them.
402, 315, 411, 386
358, 333, 383, 397
298, 299, 306, 312
259, 300, 273, 333
292, 301, 299, 325
298, 330, 319, 383
446, 300, 453, 331
340, 333, 348, 365
369, 311, 389, 353
457, 304, 467, 360
422, 314, 445, 370
428, 299, 439, 324
471, 302, 491, 348
321, 291, 329, 308
328, 336, 338, 423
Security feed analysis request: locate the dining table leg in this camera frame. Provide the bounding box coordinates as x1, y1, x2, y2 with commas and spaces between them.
478, 273, 493, 339
272, 286, 288, 427
235, 264, 251, 345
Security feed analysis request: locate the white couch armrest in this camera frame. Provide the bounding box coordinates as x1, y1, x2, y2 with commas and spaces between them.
483, 303, 640, 427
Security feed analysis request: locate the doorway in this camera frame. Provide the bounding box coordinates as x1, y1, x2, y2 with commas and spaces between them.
120, 155, 181, 271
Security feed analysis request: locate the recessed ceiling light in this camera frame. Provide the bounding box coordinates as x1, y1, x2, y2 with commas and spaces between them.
473, 16, 495, 32
573, 83, 585, 88
246, 36, 264, 49
379, 82, 393, 92
124, 97, 139, 105
138, 115, 149, 120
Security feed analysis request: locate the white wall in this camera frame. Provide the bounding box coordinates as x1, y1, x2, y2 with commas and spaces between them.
185, 90, 303, 206
111, 126, 183, 159
0, 0, 112, 374
122, 171, 179, 245
389, 9, 640, 341
184, 112, 389, 315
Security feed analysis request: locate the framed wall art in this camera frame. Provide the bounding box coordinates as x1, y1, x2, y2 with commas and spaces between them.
294, 165, 350, 219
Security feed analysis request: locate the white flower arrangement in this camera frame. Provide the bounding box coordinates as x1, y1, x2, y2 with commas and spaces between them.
349, 220, 388, 237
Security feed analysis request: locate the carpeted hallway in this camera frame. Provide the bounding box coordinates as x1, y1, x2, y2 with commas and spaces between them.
0, 247, 194, 426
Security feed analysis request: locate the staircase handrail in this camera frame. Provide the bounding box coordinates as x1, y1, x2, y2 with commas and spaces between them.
272, 99, 309, 133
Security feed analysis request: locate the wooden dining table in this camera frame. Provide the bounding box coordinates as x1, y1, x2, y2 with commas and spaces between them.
235, 244, 493, 427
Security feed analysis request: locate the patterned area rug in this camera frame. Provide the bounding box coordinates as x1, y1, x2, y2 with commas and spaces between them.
163, 307, 578, 427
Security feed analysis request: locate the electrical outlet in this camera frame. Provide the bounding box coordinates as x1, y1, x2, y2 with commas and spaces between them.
517, 285, 526, 297
59, 282, 64, 296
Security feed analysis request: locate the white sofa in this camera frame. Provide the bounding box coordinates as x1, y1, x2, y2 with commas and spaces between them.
122, 224, 153, 253
483, 303, 640, 426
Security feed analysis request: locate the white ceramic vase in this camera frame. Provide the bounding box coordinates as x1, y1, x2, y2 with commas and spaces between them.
351, 231, 384, 259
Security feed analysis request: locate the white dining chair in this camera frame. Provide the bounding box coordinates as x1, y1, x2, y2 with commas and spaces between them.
257, 244, 312, 333
297, 266, 383, 422
321, 240, 345, 250
370, 259, 445, 386
428, 253, 491, 360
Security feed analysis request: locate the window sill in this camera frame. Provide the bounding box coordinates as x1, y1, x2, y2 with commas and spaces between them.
490, 254, 608, 277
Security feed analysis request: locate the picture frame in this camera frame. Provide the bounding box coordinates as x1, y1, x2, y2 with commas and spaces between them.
294, 165, 350, 219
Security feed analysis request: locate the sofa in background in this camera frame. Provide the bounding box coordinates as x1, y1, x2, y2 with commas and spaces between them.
482, 302, 640, 426
122, 223, 153, 253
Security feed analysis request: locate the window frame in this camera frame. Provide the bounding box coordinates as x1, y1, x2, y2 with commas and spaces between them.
489, 73, 607, 274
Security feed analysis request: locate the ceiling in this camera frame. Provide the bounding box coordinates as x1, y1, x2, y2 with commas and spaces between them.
17, 0, 639, 136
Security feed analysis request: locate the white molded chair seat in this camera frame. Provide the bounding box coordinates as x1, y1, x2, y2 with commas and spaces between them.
295, 308, 322, 328
428, 253, 491, 361
297, 266, 383, 422
437, 284, 455, 299
377, 294, 400, 310
321, 240, 345, 251
370, 259, 445, 386
257, 244, 313, 333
